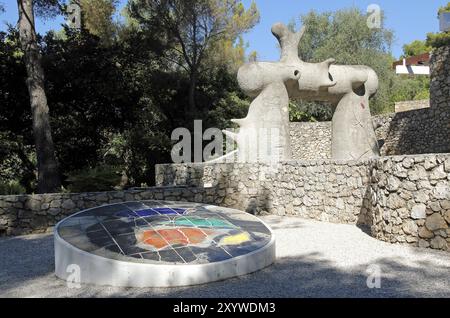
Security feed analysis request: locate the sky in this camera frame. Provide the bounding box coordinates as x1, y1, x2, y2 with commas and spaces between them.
0, 0, 445, 59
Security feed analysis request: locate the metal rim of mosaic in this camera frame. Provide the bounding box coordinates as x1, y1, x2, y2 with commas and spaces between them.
54, 201, 276, 288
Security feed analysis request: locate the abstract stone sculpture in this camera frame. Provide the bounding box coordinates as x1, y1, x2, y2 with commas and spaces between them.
219, 22, 380, 162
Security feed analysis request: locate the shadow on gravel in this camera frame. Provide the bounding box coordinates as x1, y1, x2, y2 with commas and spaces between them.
1, 235, 449, 298
139, 253, 450, 299
0, 234, 55, 296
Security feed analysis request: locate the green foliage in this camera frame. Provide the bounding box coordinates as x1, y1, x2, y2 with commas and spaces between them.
402, 40, 431, 58
126, 0, 260, 113
33, 0, 64, 19
42, 29, 144, 175
426, 2, 450, 49
206, 91, 250, 129
296, 8, 393, 64
1, 14, 252, 193
438, 2, 450, 15
289, 101, 332, 122
427, 31, 450, 48
127, 0, 260, 68
79, 0, 119, 45
0, 30, 37, 193
389, 75, 430, 104
66, 165, 122, 193
291, 7, 396, 116
0, 181, 26, 195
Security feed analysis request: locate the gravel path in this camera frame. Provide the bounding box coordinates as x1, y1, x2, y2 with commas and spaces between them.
0, 216, 449, 298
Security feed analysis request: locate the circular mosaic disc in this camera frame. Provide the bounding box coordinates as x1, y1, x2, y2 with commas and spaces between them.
55, 201, 276, 287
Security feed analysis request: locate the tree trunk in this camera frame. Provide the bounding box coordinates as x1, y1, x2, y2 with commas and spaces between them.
17, 0, 61, 193
188, 70, 198, 116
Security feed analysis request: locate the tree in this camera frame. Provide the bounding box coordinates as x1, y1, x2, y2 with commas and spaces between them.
427, 2, 450, 49
289, 8, 396, 116
40, 27, 179, 187
392, 40, 430, 103
402, 40, 431, 58
438, 2, 450, 15
390, 75, 429, 103
80, 0, 118, 45
127, 0, 259, 116
0, 30, 36, 193
16, 0, 61, 193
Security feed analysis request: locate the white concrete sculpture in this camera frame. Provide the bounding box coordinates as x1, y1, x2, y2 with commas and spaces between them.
222, 22, 380, 162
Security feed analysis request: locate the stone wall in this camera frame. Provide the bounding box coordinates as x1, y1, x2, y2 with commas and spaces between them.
156, 161, 372, 225
373, 106, 450, 156
0, 186, 221, 237
1, 154, 449, 252
430, 45, 450, 109
155, 154, 450, 252
394, 100, 430, 113
368, 155, 450, 251
289, 122, 331, 160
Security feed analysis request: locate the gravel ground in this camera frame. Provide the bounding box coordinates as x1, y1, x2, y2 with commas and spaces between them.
0, 216, 449, 298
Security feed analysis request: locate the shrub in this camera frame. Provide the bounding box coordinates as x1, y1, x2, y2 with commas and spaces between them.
438, 2, 450, 15
0, 181, 26, 195
427, 32, 450, 49
66, 165, 123, 193
427, 2, 450, 48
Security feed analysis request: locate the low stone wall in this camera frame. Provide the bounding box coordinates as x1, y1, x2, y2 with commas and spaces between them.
156, 161, 372, 225
0, 186, 221, 237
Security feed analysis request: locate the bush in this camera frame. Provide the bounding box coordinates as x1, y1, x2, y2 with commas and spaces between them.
66, 165, 123, 193
0, 181, 26, 195
438, 2, 450, 15
427, 32, 450, 49
289, 101, 332, 122
390, 75, 430, 104
426, 2, 450, 48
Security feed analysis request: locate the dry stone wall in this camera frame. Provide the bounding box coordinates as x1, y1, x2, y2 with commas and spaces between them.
289, 122, 332, 160
367, 155, 450, 250
0, 187, 220, 237
156, 154, 450, 252
291, 102, 450, 159
156, 161, 372, 225
1, 154, 449, 252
